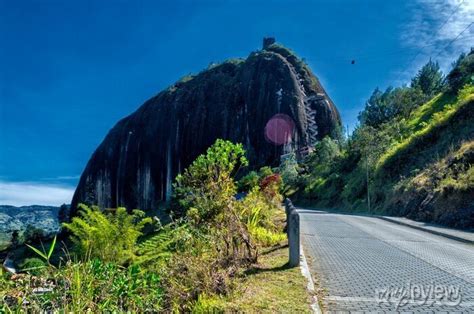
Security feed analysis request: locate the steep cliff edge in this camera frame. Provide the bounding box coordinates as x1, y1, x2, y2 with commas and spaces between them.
71, 41, 341, 215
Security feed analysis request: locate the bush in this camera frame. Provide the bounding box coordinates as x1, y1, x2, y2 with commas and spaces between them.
1, 259, 164, 312
136, 222, 193, 268
237, 170, 260, 191
159, 140, 285, 310
160, 140, 263, 310
260, 174, 283, 204
172, 139, 248, 220
237, 186, 285, 246
248, 226, 286, 247
62, 205, 152, 264
192, 294, 226, 313
279, 153, 300, 194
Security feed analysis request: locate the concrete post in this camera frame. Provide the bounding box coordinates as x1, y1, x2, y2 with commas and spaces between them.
288, 209, 300, 267
284, 199, 291, 218
285, 198, 300, 267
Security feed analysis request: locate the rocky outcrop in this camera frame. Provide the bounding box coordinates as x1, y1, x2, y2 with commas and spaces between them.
71, 41, 341, 216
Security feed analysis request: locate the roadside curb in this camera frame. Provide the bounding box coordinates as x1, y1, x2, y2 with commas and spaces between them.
300, 245, 322, 314
376, 216, 474, 245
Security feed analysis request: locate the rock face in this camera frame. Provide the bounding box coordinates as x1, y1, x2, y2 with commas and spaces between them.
71, 42, 341, 216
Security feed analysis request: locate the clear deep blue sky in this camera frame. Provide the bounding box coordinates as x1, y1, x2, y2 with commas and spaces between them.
1, 0, 473, 205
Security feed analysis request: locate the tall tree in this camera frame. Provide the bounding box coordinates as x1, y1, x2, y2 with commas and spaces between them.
411, 59, 444, 97
358, 87, 396, 128
446, 49, 474, 92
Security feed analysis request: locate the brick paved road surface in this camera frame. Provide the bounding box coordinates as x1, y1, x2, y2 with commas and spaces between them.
299, 210, 474, 313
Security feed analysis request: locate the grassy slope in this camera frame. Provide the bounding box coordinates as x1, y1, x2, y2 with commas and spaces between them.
206, 241, 312, 313
377, 85, 474, 175
386, 140, 474, 227
301, 85, 474, 227
374, 85, 474, 227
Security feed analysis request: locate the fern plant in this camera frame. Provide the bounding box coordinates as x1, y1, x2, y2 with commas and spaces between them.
63, 204, 152, 264
136, 223, 195, 267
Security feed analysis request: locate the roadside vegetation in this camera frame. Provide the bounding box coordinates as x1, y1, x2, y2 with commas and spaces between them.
0, 140, 311, 312
289, 49, 474, 228
217, 241, 312, 313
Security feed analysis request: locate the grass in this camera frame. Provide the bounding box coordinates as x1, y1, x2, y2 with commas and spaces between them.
221, 241, 312, 313
407, 92, 454, 131
436, 141, 474, 192
189, 207, 314, 312
377, 85, 474, 175
385, 139, 474, 227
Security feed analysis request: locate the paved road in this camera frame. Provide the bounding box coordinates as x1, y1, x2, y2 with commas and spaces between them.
299, 209, 474, 313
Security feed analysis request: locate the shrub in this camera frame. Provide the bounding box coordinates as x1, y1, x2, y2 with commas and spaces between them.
259, 174, 283, 205
162, 234, 233, 311
248, 226, 286, 247
237, 170, 259, 191
62, 205, 152, 264
238, 187, 285, 246
162, 140, 261, 310
172, 139, 248, 220
1, 259, 164, 312
192, 294, 226, 313
279, 153, 299, 188
136, 222, 192, 268
258, 166, 274, 178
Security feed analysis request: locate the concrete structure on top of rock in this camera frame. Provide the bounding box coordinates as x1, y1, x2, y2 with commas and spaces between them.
71, 39, 341, 217
263, 37, 276, 49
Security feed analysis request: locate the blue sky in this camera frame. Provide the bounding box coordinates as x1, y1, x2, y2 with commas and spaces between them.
1, 0, 473, 205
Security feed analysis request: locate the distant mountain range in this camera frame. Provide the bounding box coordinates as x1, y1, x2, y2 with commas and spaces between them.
0, 205, 61, 251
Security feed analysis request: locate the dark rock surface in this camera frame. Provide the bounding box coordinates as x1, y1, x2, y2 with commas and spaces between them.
72, 42, 341, 216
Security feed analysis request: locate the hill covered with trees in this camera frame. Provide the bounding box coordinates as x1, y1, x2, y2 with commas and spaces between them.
290, 50, 474, 229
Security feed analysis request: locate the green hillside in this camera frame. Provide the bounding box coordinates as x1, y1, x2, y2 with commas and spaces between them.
293, 50, 474, 229
376, 85, 473, 227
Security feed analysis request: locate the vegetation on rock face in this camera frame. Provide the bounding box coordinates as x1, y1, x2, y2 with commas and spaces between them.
293, 49, 474, 228
1, 139, 307, 312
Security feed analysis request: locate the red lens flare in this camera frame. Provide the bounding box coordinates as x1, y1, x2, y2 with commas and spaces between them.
264, 114, 295, 145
